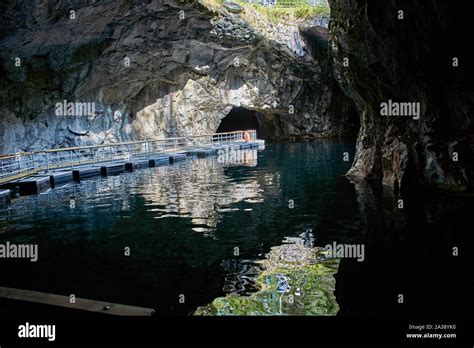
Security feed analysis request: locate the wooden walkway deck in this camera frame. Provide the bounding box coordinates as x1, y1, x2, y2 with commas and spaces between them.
0, 286, 155, 316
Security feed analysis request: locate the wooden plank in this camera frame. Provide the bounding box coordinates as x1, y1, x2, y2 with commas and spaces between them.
0, 169, 39, 184
0, 286, 155, 316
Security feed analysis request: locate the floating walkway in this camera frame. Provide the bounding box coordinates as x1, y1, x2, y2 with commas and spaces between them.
0, 130, 264, 203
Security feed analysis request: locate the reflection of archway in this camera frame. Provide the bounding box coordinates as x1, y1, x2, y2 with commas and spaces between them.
217, 107, 263, 139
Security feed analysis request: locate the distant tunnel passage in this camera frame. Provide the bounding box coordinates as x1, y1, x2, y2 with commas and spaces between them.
217, 107, 263, 139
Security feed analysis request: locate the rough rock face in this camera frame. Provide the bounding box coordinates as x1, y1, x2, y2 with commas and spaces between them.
329, 0, 474, 192
0, 0, 352, 154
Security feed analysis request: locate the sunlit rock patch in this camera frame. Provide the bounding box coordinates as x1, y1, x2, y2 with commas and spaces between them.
195, 235, 339, 316
0, 0, 353, 154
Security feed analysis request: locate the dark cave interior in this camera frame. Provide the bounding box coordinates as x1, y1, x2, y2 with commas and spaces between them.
216, 107, 263, 139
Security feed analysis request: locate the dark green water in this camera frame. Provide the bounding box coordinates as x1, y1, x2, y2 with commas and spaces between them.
0, 140, 359, 315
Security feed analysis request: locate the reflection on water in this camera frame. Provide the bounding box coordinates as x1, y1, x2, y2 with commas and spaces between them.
0, 141, 358, 315
196, 229, 339, 316
0, 150, 265, 238
138, 150, 262, 234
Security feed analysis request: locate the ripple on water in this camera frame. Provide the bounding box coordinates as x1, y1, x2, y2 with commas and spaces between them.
195, 234, 340, 316
0, 142, 358, 315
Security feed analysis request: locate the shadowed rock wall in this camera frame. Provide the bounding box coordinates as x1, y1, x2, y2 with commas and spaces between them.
329, 0, 474, 192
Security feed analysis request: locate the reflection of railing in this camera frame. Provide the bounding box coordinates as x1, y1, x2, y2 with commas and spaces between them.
0, 130, 257, 184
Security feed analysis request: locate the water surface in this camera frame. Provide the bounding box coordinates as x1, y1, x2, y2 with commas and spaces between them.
0, 140, 361, 315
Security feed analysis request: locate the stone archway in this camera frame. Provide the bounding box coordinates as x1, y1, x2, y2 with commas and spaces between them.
216, 107, 262, 139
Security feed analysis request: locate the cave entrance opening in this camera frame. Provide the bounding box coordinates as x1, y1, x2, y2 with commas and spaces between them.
217, 107, 264, 139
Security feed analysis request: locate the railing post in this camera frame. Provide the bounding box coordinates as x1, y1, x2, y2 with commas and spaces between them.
16, 153, 20, 174
45, 153, 50, 173
15, 152, 21, 176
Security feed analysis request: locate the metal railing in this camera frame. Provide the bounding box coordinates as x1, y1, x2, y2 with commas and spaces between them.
0, 130, 257, 184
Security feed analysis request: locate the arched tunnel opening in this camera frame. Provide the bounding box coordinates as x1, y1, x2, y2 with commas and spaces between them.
216, 107, 264, 139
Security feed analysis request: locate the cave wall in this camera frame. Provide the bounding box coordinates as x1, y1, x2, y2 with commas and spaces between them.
0, 0, 352, 154
329, 0, 474, 192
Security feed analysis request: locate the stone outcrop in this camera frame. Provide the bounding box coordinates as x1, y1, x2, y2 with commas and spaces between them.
329, 0, 474, 192
0, 0, 352, 154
